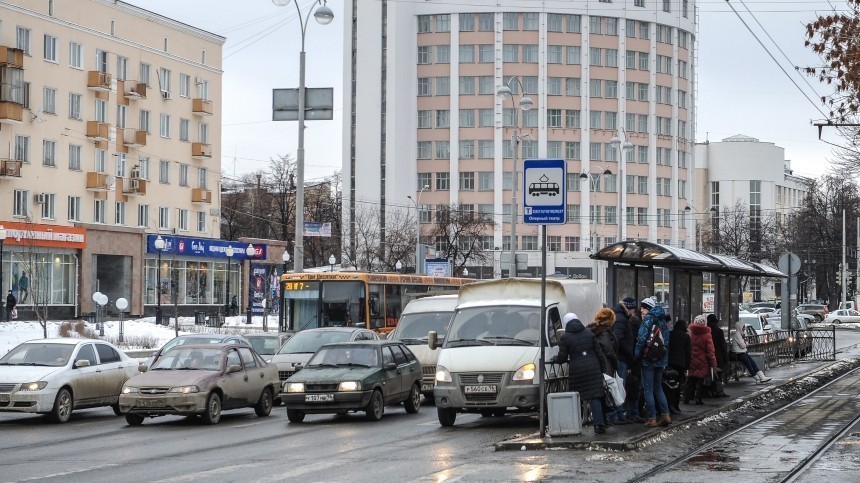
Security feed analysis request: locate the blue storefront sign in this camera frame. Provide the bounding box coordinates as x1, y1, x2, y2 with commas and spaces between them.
145, 235, 267, 260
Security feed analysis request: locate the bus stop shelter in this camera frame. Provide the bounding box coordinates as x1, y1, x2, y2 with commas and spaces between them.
591, 241, 787, 329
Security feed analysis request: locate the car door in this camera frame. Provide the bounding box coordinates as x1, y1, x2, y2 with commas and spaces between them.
389, 344, 416, 402
69, 343, 102, 406
237, 347, 266, 404
93, 343, 130, 404
380, 346, 401, 403
221, 348, 249, 409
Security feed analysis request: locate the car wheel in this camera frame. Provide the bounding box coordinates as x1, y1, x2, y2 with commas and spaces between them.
255, 388, 273, 417
404, 384, 421, 414
49, 388, 73, 423
365, 389, 384, 421
202, 392, 222, 425
111, 404, 123, 416
125, 414, 145, 426
437, 407, 457, 427
815, 315, 823, 322
833, 319, 841, 325
287, 408, 305, 423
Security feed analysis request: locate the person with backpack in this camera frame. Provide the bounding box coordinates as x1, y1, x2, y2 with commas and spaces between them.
634, 297, 671, 427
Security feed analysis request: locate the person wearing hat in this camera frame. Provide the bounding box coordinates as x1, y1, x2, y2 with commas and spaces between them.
685, 314, 717, 405
550, 312, 609, 434
731, 320, 772, 383
608, 297, 636, 424
634, 296, 672, 427
5, 290, 16, 321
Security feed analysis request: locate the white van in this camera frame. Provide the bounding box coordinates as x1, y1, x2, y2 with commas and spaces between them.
388, 294, 458, 397
428, 278, 602, 427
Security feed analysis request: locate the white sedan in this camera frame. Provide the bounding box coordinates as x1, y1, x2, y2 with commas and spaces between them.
824, 309, 860, 325
0, 338, 140, 423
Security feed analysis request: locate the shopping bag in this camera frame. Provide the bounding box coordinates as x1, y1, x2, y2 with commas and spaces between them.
11, 308, 18, 319
603, 373, 626, 407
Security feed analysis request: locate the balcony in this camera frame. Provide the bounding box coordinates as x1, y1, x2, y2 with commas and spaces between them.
192, 142, 212, 159
87, 71, 112, 91
191, 188, 212, 204
0, 158, 22, 178
86, 172, 111, 191
123, 81, 147, 100
192, 98, 213, 116
121, 177, 146, 196
0, 46, 24, 68
121, 128, 147, 148
86, 121, 110, 141
0, 100, 23, 124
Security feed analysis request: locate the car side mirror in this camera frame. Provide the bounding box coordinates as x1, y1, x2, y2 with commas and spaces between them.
138, 362, 148, 373
384, 362, 397, 371
428, 331, 438, 350
74, 359, 90, 368
227, 364, 242, 374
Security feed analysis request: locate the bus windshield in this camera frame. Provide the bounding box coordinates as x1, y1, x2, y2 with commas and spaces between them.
392, 312, 454, 343
286, 280, 364, 331
444, 306, 541, 347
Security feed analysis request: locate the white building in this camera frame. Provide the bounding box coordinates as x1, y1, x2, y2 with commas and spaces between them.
343, 0, 698, 279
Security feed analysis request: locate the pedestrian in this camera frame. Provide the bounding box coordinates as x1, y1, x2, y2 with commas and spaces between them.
685, 314, 718, 405
591, 307, 618, 424
731, 321, 772, 383
609, 297, 636, 424
18, 271, 29, 304
625, 298, 645, 423
707, 314, 730, 397
5, 290, 17, 321
634, 296, 672, 427
666, 319, 690, 414
550, 312, 609, 434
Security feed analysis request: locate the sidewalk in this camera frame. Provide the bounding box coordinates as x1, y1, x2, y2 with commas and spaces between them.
495, 359, 841, 451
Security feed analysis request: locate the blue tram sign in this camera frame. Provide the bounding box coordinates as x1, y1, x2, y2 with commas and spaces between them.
523, 158, 567, 225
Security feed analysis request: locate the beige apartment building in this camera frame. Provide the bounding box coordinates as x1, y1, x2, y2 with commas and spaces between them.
0, 0, 226, 319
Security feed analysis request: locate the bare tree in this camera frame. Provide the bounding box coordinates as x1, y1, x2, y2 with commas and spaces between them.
424, 204, 495, 274
19, 219, 49, 337
804, 2, 860, 122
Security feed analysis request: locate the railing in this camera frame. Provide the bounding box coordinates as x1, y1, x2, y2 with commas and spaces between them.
736, 327, 836, 370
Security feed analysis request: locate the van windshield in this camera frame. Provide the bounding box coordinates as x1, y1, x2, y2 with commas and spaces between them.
392, 312, 453, 343
740, 314, 763, 332
444, 306, 540, 348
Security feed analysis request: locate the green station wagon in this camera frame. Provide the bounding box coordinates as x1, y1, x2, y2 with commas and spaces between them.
280, 340, 422, 422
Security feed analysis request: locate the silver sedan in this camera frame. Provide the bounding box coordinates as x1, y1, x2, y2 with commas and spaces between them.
0, 338, 140, 423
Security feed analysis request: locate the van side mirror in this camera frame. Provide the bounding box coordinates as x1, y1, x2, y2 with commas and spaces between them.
378, 332, 388, 340
428, 331, 438, 350
556, 328, 565, 341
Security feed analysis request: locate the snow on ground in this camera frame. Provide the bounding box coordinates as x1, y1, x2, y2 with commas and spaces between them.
0, 315, 280, 357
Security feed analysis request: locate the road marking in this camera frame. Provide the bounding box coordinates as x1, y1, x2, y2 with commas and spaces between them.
152, 464, 261, 482
231, 419, 272, 428
14, 464, 121, 482
254, 460, 343, 481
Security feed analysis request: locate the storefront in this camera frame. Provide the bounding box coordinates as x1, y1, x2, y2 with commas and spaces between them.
144, 235, 268, 317
0, 222, 85, 320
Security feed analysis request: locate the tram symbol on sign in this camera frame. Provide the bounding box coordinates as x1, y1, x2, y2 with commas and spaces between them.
528, 175, 560, 196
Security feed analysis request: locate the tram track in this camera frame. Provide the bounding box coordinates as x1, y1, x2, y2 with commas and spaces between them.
629, 366, 860, 483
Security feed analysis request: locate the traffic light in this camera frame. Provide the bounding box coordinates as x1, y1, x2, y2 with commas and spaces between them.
836, 270, 842, 286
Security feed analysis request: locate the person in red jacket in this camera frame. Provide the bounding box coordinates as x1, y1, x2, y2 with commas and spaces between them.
684, 314, 717, 405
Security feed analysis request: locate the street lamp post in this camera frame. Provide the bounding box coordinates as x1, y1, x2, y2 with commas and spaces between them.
280, 250, 290, 331
579, 167, 613, 251
272, 0, 334, 273
684, 205, 717, 251
245, 244, 256, 325
407, 184, 429, 274
225, 245, 234, 317
498, 77, 534, 278
329, 254, 336, 272
610, 132, 634, 242
154, 235, 165, 324
0, 225, 6, 320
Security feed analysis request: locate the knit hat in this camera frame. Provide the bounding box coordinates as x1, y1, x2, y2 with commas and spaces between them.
622, 297, 637, 309
640, 297, 656, 310
562, 312, 579, 324
594, 307, 616, 326
693, 314, 708, 325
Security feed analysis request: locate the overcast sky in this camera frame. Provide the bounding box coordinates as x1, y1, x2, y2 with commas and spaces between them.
128, 0, 843, 182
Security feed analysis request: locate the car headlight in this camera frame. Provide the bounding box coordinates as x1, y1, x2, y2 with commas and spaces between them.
20, 381, 48, 391
286, 382, 305, 393
122, 386, 138, 394
168, 385, 200, 394
338, 381, 361, 392
513, 363, 536, 382
435, 365, 452, 383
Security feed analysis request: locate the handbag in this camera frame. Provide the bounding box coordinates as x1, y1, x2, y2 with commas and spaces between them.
603, 372, 626, 407
10, 308, 17, 319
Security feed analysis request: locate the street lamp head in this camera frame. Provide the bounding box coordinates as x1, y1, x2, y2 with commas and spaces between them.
282, 251, 291, 262
226, 245, 234, 258
314, 3, 334, 25
610, 136, 621, 149
463, 268, 469, 276
422, 184, 429, 191
154, 235, 165, 250
271, 0, 291, 5
602, 168, 612, 176
329, 254, 336, 265
519, 96, 534, 111
245, 244, 256, 257
497, 84, 512, 100
395, 260, 402, 271
684, 205, 692, 212
579, 172, 589, 179
622, 140, 634, 152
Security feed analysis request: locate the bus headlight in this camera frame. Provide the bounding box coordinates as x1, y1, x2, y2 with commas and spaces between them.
513, 363, 536, 382
435, 365, 452, 383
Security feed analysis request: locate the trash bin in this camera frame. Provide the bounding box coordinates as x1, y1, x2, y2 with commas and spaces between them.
246, 307, 253, 325
208, 312, 223, 328
547, 391, 582, 436
194, 311, 206, 325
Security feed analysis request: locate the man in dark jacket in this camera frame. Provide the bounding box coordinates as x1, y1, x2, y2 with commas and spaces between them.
608, 297, 636, 424
551, 312, 608, 434
5, 290, 16, 321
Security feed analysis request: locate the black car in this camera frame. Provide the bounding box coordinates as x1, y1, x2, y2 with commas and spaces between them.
280, 340, 422, 422
144, 333, 251, 369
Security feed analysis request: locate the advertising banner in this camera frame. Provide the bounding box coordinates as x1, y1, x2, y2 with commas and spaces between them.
304, 222, 332, 237
146, 235, 267, 260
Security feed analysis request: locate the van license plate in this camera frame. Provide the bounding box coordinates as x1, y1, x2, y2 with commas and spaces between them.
305, 394, 334, 402
464, 385, 496, 394
421, 383, 434, 392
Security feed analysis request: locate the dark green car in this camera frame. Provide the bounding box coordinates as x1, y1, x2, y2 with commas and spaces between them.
279, 340, 422, 422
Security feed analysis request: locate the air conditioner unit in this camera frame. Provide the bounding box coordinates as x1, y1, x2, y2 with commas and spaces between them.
33, 193, 47, 204
130, 179, 140, 190
130, 168, 141, 179
161, 90, 172, 100
195, 76, 204, 84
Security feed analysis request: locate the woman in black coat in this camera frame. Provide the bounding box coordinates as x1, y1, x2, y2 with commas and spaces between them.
552, 313, 608, 434
707, 314, 730, 396
666, 319, 691, 413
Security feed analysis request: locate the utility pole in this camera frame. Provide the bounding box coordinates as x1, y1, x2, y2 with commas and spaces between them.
842, 209, 847, 307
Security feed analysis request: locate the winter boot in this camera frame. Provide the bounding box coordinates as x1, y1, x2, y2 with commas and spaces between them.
659, 414, 672, 426
644, 418, 658, 427
755, 371, 772, 383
